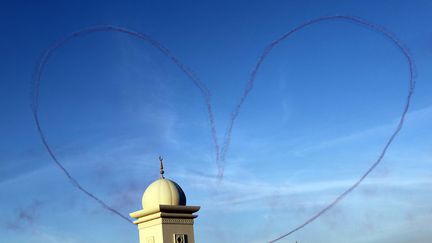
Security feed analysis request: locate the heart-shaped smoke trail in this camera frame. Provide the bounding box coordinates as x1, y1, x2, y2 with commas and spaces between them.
31, 15, 415, 242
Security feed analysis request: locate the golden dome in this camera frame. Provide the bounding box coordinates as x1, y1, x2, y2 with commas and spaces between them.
142, 178, 187, 211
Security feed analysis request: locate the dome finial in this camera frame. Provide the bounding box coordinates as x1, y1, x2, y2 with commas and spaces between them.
159, 156, 165, 178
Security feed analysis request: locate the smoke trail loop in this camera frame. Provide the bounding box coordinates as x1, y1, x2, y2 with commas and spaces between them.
31, 26, 219, 223
255, 16, 415, 243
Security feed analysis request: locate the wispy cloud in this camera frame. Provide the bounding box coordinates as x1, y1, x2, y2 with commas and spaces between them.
289, 104, 432, 155
178, 167, 432, 210
4, 200, 44, 231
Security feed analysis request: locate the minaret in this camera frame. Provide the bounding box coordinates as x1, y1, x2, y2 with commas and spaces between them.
130, 157, 200, 243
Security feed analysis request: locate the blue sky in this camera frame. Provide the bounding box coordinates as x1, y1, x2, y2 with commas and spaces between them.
1, 1, 432, 242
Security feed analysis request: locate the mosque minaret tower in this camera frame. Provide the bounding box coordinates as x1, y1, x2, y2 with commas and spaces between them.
130, 157, 200, 243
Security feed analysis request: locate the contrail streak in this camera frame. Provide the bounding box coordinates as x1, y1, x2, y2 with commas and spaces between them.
260, 16, 415, 243
31, 26, 220, 223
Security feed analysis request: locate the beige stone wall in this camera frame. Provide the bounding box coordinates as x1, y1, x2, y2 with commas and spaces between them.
136, 216, 196, 243
137, 219, 163, 243
161, 219, 195, 243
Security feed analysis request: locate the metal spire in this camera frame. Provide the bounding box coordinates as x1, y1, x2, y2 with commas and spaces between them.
159, 156, 165, 179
